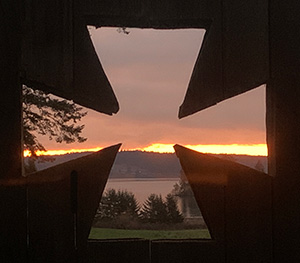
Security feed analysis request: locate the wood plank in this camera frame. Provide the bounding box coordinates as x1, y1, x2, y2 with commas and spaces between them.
179, 0, 269, 118
151, 240, 223, 263
0, 0, 22, 179
82, 0, 211, 28
268, 2, 300, 260
0, 1, 27, 261
174, 144, 272, 262
21, 0, 119, 115
76, 144, 121, 257
27, 144, 121, 262
88, 239, 150, 263
0, 184, 27, 263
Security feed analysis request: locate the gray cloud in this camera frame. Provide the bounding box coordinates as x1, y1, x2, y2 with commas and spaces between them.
39, 28, 266, 151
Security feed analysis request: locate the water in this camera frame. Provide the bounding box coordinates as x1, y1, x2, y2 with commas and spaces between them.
104, 178, 179, 206
103, 178, 202, 219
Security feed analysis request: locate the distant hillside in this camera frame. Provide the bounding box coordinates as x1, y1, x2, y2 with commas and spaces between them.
110, 151, 181, 178
32, 152, 91, 171
29, 150, 268, 178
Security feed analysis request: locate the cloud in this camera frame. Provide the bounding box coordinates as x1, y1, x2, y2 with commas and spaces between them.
38, 28, 266, 151
91, 27, 205, 68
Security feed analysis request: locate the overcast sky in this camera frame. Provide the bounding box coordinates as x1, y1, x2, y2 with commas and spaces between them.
39, 27, 266, 151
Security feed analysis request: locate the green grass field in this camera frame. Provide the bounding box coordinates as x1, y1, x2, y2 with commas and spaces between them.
89, 228, 211, 240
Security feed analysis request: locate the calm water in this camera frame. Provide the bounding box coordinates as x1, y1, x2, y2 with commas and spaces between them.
103, 178, 179, 205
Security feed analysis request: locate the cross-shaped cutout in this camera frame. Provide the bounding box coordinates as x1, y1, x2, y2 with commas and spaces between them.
22, 0, 268, 120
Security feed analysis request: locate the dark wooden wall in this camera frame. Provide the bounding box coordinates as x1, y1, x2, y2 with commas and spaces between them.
1, 0, 300, 262
0, 1, 27, 262
268, 1, 300, 262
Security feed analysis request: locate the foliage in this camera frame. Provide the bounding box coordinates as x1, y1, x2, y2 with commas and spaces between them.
140, 193, 183, 224
172, 170, 202, 218
165, 193, 184, 223
94, 189, 183, 227
95, 189, 140, 222
23, 86, 87, 158
140, 194, 168, 223
172, 170, 194, 198
117, 27, 130, 34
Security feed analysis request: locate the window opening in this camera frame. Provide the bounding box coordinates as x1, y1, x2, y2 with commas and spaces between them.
89, 85, 267, 240
179, 85, 267, 172
86, 27, 210, 240
23, 26, 267, 242
90, 150, 210, 240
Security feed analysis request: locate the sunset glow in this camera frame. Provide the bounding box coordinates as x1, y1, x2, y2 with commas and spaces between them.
139, 143, 267, 156
24, 143, 267, 157
23, 147, 104, 157
183, 144, 267, 156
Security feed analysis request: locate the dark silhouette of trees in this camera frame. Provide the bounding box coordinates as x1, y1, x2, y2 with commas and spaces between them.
140, 193, 183, 224
165, 193, 184, 223
23, 86, 87, 155
94, 190, 183, 227
23, 86, 87, 173
140, 194, 168, 223
172, 170, 202, 218
95, 189, 140, 221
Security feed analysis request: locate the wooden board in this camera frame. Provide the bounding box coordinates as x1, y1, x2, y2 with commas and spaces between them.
88, 239, 150, 263
174, 144, 272, 262
21, 0, 119, 115
179, 0, 269, 118
0, 184, 27, 263
27, 144, 121, 262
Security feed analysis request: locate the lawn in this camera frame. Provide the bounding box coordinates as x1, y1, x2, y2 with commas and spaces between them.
89, 228, 211, 240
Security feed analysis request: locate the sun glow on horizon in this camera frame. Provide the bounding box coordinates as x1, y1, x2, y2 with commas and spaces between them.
182, 144, 267, 156
23, 143, 267, 157
23, 147, 104, 157
137, 143, 267, 156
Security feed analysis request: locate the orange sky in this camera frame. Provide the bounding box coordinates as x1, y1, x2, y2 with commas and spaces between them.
24, 143, 268, 157
32, 28, 266, 156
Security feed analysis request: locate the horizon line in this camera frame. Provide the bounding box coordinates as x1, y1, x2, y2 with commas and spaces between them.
23, 143, 268, 157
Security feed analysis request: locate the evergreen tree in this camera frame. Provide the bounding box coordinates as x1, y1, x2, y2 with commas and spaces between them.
165, 193, 183, 224
140, 194, 168, 223
172, 170, 194, 198
118, 190, 140, 217
172, 170, 202, 218
95, 189, 140, 221
23, 86, 87, 173
23, 86, 87, 156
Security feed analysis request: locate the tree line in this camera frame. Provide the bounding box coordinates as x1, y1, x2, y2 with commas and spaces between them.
23, 85, 87, 173
94, 189, 183, 227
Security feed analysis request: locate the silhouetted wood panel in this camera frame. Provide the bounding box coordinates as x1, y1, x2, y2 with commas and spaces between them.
268, 84, 300, 263
0, 184, 27, 263
268, 1, 300, 261
27, 144, 121, 262
151, 240, 223, 263
174, 144, 272, 263
179, 0, 223, 119
178, 0, 269, 118
0, 0, 22, 180
88, 239, 150, 263
223, 0, 269, 97
76, 144, 121, 257
28, 171, 74, 263
0, 1, 27, 262
226, 170, 272, 263
22, 0, 119, 115
82, 0, 212, 28
174, 145, 226, 242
